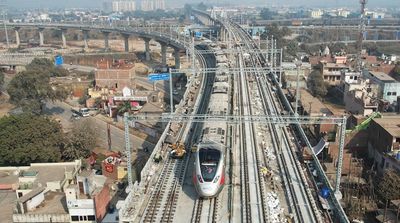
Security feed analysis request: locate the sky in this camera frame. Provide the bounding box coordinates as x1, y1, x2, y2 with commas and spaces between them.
4, 0, 400, 9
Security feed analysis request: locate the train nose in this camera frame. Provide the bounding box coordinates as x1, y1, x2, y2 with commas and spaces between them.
198, 184, 219, 197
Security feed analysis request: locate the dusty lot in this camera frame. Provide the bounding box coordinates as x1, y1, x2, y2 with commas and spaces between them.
0, 94, 13, 117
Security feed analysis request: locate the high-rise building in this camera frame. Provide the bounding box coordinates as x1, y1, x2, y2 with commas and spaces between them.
140, 0, 165, 11
112, 0, 136, 12
102, 0, 113, 12
154, 0, 165, 10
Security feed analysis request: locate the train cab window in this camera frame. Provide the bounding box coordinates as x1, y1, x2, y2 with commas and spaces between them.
199, 148, 221, 182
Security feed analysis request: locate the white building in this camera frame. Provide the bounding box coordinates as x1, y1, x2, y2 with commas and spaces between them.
309, 9, 323, 19
66, 186, 97, 222
112, 0, 136, 12
140, 0, 165, 11
365, 10, 385, 19
154, 0, 165, 10
337, 9, 351, 18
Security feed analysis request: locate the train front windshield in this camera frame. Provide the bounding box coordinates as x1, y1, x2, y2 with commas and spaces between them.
199, 148, 221, 182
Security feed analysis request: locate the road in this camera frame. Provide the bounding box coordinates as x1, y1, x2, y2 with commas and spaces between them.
44, 101, 155, 151
62, 64, 97, 73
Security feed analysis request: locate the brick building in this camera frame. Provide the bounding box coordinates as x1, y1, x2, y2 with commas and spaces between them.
367, 116, 400, 173
95, 59, 135, 91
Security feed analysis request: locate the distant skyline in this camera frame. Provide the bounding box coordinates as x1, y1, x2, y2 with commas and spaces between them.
4, 0, 400, 10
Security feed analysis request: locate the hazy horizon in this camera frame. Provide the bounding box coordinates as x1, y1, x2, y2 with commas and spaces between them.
4, 0, 399, 10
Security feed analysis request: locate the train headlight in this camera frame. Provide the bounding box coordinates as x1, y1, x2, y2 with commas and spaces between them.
213, 175, 220, 183
197, 175, 203, 183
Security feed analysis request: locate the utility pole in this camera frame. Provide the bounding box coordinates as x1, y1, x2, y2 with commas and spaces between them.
107, 123, 111, 151
356, 0, 367, 73
294, 60, 302, 115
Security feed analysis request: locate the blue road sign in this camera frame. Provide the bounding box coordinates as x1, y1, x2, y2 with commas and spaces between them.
148, 73, 170, 81
54, 55, 64, 66
195, 31, 202, 38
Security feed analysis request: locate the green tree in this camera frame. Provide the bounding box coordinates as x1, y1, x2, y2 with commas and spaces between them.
261, 23, 292, 50
27, 58, 68, 77
307, 70, 327, 98
26, 58, 53, 71
7, 70, 68, 114
0, 114, 63, 166
62, 120, 97, 161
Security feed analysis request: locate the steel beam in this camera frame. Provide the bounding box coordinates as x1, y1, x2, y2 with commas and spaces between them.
127, 113, 345, 125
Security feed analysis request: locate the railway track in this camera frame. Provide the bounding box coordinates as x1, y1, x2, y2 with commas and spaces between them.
228, 24, 266, 222
141, 45, 216, 223
192, 197, 220, 223
220, 18, 321, 222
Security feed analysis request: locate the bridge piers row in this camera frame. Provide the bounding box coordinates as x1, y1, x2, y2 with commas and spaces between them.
122, 33, 130, 52
144, 38, 151, 61
38, 27, 45, 46
174, 47, 180, 70
160, 43, 167, 66
14, 27, 20, 48
102, 31, 111, 51
61, 28, 67, 48
82, 29, 89, 50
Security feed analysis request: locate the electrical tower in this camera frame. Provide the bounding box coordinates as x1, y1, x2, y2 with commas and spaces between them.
356, 0, 367, 72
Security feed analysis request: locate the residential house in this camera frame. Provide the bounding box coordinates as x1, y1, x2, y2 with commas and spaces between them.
367, 116, 400, 173
367, 71, 400, 104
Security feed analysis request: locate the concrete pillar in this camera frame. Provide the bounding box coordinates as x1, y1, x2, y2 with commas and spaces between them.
82, 30, 89, 49
122, 33, 129, 52
144, 38, 151, 61
14, 27, 20, 47
102, 31, 110, 51
174, 48, 180, 70
61, 29, 67, 48
38, 28, 44, 46
161, 43, 167, 66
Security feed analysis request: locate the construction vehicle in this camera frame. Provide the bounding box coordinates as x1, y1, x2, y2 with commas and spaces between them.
346, 112, 381, 133
169, 142, 186, 159
153, 152, 162, 163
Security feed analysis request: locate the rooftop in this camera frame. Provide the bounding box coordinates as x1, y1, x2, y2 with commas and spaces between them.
0, 191, 16, 223
18, 187, 45, 203
373, 116, 400, 138
369, 71, 396, 82
29, 191, 68, 214
323, 62, 348, 69
0, 161, 80, 190
0, 170, 19, 189
96, 59, 135, 70
27, 163, 77, 186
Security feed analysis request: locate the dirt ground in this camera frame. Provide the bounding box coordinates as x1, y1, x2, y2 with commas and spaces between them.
0, 94, 13, 117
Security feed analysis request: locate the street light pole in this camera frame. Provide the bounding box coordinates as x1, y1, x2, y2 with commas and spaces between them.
295, 60, 302, 116
169, 68, 174, 114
